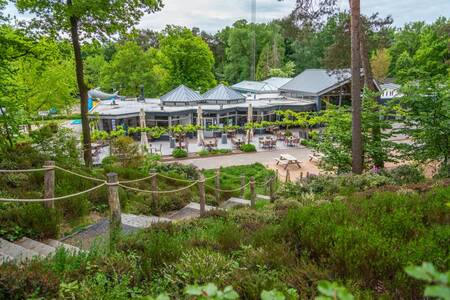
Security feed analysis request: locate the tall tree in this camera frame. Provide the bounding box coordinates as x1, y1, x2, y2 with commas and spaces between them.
15, 0, 163, 167
159, 26, 216, 93
350, 0, 363, 174
371, 48, 391, 82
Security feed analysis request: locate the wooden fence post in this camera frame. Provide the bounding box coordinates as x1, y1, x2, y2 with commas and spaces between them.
198, 173, 206, 216
250, 176, 256, 208
43, 161, 55, 209
107, 173, 121, 250
269, 177, 275, 203
300, 171, 303, 181
150, 169, 158, 213
215, 169, 220, 203
285, 169, 290, 183
240, 175, 245, 198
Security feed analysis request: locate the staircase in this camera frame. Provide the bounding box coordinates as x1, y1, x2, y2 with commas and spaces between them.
1, 195, 269, 261
0, 237, 80, 264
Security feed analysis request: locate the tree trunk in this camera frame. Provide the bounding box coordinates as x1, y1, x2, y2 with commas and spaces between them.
350, 0, 363, 174
69, 13, 92, 167
360, 25, 383, 168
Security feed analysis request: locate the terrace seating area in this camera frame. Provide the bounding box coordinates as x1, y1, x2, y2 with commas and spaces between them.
92, 128, 310, 163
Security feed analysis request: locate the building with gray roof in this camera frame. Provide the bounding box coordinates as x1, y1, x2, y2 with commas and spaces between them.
280, 69, 379, 110
262, 77, 293, 89
160, 84, 203, 106
231, 80, 278, 94
202, 84, 246, 104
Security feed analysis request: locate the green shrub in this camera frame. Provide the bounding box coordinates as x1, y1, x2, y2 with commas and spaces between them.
198, 149, 209, 156
101, 155, 119, 167
172, 147, 188, 158
383, 165, 425, 184
434, 163, 450, 179
281, 186, 450, 297
240, 144, 256, 152
0, 260, 60, 299
162, 248, 238, 288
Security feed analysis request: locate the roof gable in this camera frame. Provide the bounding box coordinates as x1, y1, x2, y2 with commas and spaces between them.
231, 80, 278, 93
262, 77, 293, 89
280, 69, 352, 95
160, 85, 203, 102
203, 84, 245, 101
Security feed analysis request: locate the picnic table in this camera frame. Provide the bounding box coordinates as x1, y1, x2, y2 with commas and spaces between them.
274, 153, 303, 169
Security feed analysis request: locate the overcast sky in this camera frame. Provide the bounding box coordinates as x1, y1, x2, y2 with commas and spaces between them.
137, 0, 450, 32
5, 0, 450, 33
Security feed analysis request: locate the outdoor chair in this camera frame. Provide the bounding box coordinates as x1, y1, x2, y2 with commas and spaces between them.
270, 139, 277, 149
150, 144, 162, 155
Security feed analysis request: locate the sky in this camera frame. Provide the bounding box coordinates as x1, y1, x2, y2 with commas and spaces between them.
5, 0, 450, 33
137, 0, 450, 32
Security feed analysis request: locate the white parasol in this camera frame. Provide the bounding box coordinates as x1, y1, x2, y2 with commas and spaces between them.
197, 105, 205, 145
246, 103, 254, 143
139, 108, 149, 153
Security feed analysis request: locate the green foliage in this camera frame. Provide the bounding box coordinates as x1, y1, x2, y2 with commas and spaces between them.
394, 77, 450, 165
309, 92, 398, 173
405, 262, 450, 300
315, 281, 354, 300
240, 144, 256, 152
184, 283, 239, 300
198, 149, 232, 157
159, 26, 216, 93
382, 165, 425, 184
172, 147, 188, 158
100, 41, 168, 97
281, 185, 450, 297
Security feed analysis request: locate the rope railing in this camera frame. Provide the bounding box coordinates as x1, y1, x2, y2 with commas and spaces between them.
156, 173, 196, 183
205, 181, 251, 193
0, 167, 48, 173
118, 181, 198, 194
54, 166, 106, 183
119, 174, 156, 184
0, 182, 106, 202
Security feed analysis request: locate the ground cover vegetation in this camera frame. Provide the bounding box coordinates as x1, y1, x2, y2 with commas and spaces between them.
0, 172, 448, 299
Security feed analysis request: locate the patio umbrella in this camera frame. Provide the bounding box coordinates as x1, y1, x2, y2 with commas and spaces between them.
197, 105, 204, 146
246, 103, 253, 144
139, 108, 149, 153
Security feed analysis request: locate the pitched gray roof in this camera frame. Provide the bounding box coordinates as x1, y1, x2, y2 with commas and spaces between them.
262, 77, 293, 89
160, 85, 203, 102
231, 80, 278, 93
280, 69, 352, 96
202, 84, 245, 101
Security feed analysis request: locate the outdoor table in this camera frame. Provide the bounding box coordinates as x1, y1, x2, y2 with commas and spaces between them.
275, 153, 303, 169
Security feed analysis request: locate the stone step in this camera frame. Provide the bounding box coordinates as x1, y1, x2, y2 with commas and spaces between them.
0, 252, 14, 264
256, 194, 270, 201
44, 239, 81, 254
221, 197, 251, 209
121, 213, 171, 228
168, 202, 219, 220
0, 238, 41, 262
15, 237, 56, 257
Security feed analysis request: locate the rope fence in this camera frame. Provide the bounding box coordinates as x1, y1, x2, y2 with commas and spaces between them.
0, 183, 106, 203
0, 168, 48, 173
205, 181, 251, 193
0, 161, 280, 249
118, 181, 199, 194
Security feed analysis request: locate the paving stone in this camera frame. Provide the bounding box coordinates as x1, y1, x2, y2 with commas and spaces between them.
44, 239, 81, 254
168, 202, 218, 220
256, 194, 270, 200
121, 213, 171, 228
221, 197, 251, 209
0, 238, 41, 262
15, 237, 56, 257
